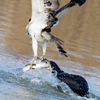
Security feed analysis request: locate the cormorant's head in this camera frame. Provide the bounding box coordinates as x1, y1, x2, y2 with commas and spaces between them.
48, 61, 64, 74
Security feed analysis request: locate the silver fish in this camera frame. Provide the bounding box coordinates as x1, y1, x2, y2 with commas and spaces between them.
23, 59, 51, 72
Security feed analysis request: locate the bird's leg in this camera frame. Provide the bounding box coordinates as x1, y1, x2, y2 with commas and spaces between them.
40, 42, 47, 60
26, 39, 39, 66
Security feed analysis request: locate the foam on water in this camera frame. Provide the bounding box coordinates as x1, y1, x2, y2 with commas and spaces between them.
0, 54, 100, 100
21, 68, 100, 100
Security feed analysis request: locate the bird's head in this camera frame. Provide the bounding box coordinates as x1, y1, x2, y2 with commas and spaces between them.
48, 61, 64, 73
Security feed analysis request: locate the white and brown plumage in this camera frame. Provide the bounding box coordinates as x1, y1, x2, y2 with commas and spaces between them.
26, 0, 86, 64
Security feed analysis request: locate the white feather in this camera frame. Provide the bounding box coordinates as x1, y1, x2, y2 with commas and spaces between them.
31, 0, 48, 23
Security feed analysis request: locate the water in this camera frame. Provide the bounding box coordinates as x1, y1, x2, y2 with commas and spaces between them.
0, 0, 100, 100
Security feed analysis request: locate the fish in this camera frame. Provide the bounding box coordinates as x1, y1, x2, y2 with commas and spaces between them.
23, 59, 51, 72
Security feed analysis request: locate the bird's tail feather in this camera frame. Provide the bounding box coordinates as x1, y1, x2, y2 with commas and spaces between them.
52, 35, 64, 45
51, 35, 68, 57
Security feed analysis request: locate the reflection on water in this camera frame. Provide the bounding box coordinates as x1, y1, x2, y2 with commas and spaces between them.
0, 0, 100, 100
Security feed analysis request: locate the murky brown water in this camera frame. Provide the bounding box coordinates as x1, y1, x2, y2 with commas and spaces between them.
0, 0, 100, 100
1, 0, 100, 67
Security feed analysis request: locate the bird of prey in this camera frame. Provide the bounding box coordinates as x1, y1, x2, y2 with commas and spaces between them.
26, 0, 86, 65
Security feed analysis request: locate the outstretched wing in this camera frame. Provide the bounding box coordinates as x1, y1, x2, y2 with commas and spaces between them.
55, 0, 86, 18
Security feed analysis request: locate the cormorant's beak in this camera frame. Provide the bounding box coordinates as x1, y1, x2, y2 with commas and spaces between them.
47, 63, 51, 71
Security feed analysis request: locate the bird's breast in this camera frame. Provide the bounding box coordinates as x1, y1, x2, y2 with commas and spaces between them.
35, 33, 45, 43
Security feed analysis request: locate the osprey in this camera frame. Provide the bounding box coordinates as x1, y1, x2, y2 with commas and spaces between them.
26, 0, 86, 65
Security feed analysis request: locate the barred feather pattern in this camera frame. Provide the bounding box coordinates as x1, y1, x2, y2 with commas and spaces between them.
51, 35, 68, 57
43, 0, 60, 28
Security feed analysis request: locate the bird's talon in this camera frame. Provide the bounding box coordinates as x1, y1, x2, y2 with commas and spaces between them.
39, 56, 44, 61
26, 56, 39, 67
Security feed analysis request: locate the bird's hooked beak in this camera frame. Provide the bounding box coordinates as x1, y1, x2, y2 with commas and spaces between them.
47, 63, 51, 71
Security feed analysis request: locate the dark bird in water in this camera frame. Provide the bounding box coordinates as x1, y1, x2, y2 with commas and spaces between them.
49, 61, 89, 97
26, 0, 86, 65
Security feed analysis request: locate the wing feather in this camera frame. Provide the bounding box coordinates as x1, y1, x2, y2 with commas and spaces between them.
55, 0, 86, 18
55, 1, 76, 18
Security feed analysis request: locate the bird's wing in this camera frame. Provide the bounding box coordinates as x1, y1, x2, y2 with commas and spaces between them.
55, 0, 86, 18
30, 0, 60, 28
